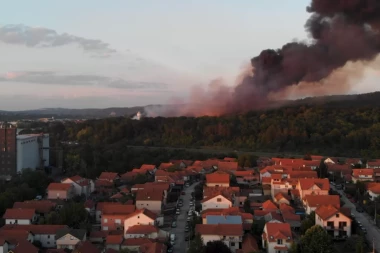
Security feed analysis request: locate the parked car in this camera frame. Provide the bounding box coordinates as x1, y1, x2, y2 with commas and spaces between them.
167, 247, 173, 253
171, 222, 177, 228
181, 191, 186, 195
189, 202, 194, 206
356, 206, 364, 213
185, 236, 189, 241
185, 226, 189, 232
176, 210, 180, 215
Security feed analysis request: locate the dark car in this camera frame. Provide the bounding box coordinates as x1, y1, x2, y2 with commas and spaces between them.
356, 207, 364, 213
167, 247, 173, 253
181, 191, 185, 195
185, 236, 189, 241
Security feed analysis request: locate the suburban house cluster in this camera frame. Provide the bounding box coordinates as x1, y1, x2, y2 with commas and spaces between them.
1, 155, 374, 253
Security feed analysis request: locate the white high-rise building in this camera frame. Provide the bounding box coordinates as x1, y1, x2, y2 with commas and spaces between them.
16, 133, 49, 173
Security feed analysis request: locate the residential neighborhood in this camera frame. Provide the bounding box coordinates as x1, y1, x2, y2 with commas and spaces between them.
0, 155, 380, 253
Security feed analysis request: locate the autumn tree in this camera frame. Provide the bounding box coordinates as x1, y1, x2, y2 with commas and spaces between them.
187, 233, 205, 253
300, 225, 334, 253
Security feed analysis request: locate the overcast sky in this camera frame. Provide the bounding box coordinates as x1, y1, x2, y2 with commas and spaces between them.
2, 0, 374, 110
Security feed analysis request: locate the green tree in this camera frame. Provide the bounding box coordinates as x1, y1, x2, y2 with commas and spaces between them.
355, 236, 365, 253
204, 241, 231, 253
300, 225, 334, 253
187, 233, 205, 253
243, 198, 252, 213
317, 159, 327, 178
300, 211, 315, 235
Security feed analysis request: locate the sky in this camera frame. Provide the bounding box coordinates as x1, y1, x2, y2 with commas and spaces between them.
0, 0, 354, 110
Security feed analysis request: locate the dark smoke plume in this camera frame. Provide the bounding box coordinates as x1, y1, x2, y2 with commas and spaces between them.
149, 0, 380, 117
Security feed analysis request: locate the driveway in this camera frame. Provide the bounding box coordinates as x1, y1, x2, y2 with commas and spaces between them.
171, 182, 199, 253
332, 185, 379, 252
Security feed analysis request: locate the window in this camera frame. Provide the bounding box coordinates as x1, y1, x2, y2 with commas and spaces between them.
327, 221, 334, 228
47, 235, 50, 238
277, 239, 283, 245
104, 218, 108, 223
138, 216, 140, 218
47, 242, 50, 245
217, 198, 222, 202
336, 213, 339, 218
231, 242, 235, 246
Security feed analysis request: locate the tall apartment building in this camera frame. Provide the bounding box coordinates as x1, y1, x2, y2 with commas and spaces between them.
0, 124, 17, 175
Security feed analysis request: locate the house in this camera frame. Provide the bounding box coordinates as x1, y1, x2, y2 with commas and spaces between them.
303, 195, 340, 214
367, 183, 380, 200
135, 189, 164, 214
3, 208, 37, 225
205, 173, 230, 187
324, 157, 339, 164
201, 194, 232, 211
139, 242, 167, 253
264, 212, 284, 223
297, 178, 330, 199
47, 183, 74, 200
120, 238, 154, 252
270, 178, 298, 199
73, 241, 101, 253
0, 239, 8, 253
206, 215, 243, 225
101, 204, 136, 231
273, 192, 290, 205
0, 230, 34, 250
61, 175, 94, 197
132, 182, 170, 201
106, 234, 123, 251
217, 161, 238, 172
236, 234, 259, 253
89, 231, 107, 244
315, 205, 352, 238
201, 207, 253, 230
352, 169, 374, 183
288, 171, 317, 179
327, 164, 352, 177
96, 202, 120, 223
123, 209, 158, 236
262, 222, 293, 253
1, 224, 67, 248
13, 200, 56, 217
56, 228, 86, 250
196, 224, 243, 253
125, 225, 159, 239
262, 200, 278, 212
11, 240, 38, 253
98, 172, 119, 182
367, 160, 380, 169
282, 212, 301, 230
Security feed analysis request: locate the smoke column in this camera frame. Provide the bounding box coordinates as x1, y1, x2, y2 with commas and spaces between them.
149, 0, 380, 117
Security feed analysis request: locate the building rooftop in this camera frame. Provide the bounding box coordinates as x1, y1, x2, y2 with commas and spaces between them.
206, 215, 242, 225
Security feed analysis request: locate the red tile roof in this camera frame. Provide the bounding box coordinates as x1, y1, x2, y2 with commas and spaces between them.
196, 224, 243, 236
74, 241, 101, 253
0, 230, 29, 245
304, 195, 340, 208
368, 183, 380, 194
315, 205, 351, 220
140, 242, 167, 253
237, 234, 259, 253
158, 163, 174, 170
224, 157, 237, 162
13, 200, 56, 214
262, 200, 278, 211
106, 234, 123, 245
218, 161, 238, 171
201, 207, 253, 220
1, 224, 67, 235
298, 178, 330, 191
274, 192, 290, 202
328, 164, 352, 174
127, 225, 158, 234
288, 171, 317, 179
136, 189, 164, 201
103, 204, 135, 215
206, 173, 230, 184
261, 177, 271, 185
264, 223, 292, 242
140, 164, 156, 171
13, 240, 38, 253
282, 212, 301, 222
110, 193, 124, 199
124, 208, 158, 221
122, 238, 154, 246
99, 172, 119, 181
3, 208, 35, 220
353, 169, 374, 177
89, 230, 108, 239
368, 161, 380, 167
96, 202, 120, 212
47, 183, 72, 191
279, 203, 295, 213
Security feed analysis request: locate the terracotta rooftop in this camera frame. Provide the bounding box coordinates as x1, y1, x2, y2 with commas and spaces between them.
89, 230, 108, 239
237, 234, 259, 253
3, 208, 35, 220
13, 240, 38, 253
368, 183, 380, 194
122, 238, 154, 246
288, 171, 317, 179
298, 178, 330, 191
47, 183, 72, 191
0, 230, 30, 245
282, 212, 301, 222
125, 208, 158, 221
217, 161, 238, 171
1, 224, 67, 235
140, 164, 156, 171
96, 202, 120, 212
136, 189, 163, 201
262, 200, 278, 211
274, 192, 290, 202
304, 195, 340, 209
106, 234, 123, 245
99, 172, 119, 181
279, 203, 295, 213
127, 225, 158, 234
13, 200, 56, 214
140, 242, 167, 253
158, 162, 174, 170
201, 207, 253, 220
315, 205, 351, 220
103, 204, 135, 215
353, 169, 374, 177
368, 161, 380, 167
263, 222, 292, 242
196, 224, 243, 236
74, 241, 101, 253
206, 173, 230, 184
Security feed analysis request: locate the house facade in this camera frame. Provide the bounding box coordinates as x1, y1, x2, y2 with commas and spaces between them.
47, 183, 74, 200
315, 205, 352, 238
205, 173, 230, 187
3, 208, 37, 225
262, 222, 293, 253
61, 175, 94, 197
123, 209, 157, 237
56, 228, 86, 250
201, 194, 232, 211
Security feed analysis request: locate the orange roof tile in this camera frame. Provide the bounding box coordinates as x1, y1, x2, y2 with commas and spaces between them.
74, 241, 101, 253
3, 208, 35, 220
315, 205, 351, 220
279, 203, 295, 213
13, 200, 56, 214
103, 204, 135, 215
353, 169, 374, 177
201, 207, 253, 220
1, 224, 67, 235
136, 189, 164, 201
127, 225, 158, 234
264, 223, 292, 242
140, 164, 156, 171
124, 208, 157, 221
304, 195, 340, 209
274, 192, 290, 202
282, 212, 301, 222
218, 161, 238, 171
224, 157, 237, 162
122, 238, 154, 246
368, 183, 380, 194
96, 202, 120, 212
298, 178, 330, 191
99, 172, 119, 181
140, 242, 167, 253
196, 224, 243, 236
0, 230, 29, 245
261, 177, 271, 185
262, 200, 278, 211
47, 183, 72, 191
158, 163, 174, 170
288, 171, 317, 179
13, 240, 38, 253
206, 173, 230, 184
106, 234, 123, 245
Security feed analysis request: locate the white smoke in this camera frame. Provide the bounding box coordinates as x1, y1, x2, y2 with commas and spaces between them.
132, 111, 142, 120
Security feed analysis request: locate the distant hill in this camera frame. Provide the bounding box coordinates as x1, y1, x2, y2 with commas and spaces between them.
1, 91, 380, 120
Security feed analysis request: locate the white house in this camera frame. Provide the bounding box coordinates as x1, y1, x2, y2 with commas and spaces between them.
303, 195, 340, 215
125, 225, 159, 239
123, 209, 157, 237
262, 222, 293, 253
196, 224, 243, 253
61, 175, 94, 197
205, 174, 230, 187
0, 240, 8, 253
201, 194, 232, 211
56, 228, 86, 250
315, 205, 352, 238
2, 208, 37, 225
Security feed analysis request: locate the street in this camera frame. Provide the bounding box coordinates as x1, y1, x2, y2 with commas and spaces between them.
333, 185, 379, 252
171, 182, 199, 253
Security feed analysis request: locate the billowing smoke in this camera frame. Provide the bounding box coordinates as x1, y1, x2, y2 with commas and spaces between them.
132, 111, 142, 120
151, 0, 380, 117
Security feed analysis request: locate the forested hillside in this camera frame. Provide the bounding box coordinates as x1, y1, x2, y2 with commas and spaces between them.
52, 98, 380, 159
